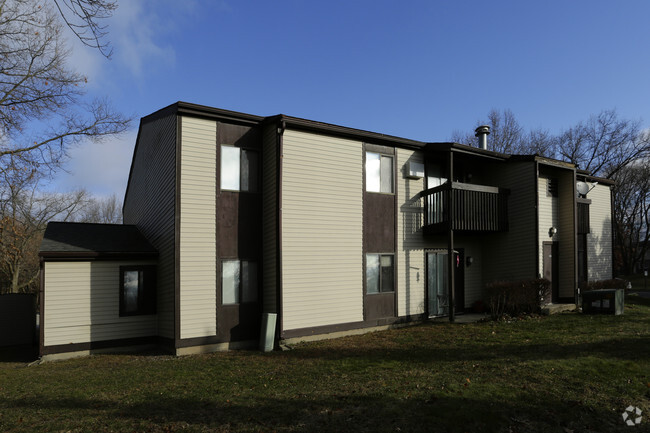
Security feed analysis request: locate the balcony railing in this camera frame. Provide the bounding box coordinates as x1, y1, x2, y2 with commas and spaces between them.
422, 182, 509, 234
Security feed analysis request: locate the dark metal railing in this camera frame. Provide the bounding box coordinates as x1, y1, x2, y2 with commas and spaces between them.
422, 182, 509, 233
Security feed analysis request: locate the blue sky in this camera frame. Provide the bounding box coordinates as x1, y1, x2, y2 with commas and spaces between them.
53, 0, 650, 198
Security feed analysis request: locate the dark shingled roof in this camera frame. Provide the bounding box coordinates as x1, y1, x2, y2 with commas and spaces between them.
39, 222, 158, 259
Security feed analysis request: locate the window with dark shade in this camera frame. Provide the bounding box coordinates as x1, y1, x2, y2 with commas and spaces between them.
119, 266, 156, 316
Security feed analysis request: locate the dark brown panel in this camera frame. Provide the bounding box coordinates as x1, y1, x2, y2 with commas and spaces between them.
364, 192, 396, 252
217, 192, 263, 258
41, 336, 159, 356
280, 313, 426, 339
364, 292, 395, 320
216, 304, 261, 342
218, 123, 261, 150
365, 143, 395, 155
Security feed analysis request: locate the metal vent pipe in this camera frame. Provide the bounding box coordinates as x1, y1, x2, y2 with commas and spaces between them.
475, 125, 490, 150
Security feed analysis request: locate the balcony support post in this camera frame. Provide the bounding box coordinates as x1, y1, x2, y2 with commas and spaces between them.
447, 152, 455, 323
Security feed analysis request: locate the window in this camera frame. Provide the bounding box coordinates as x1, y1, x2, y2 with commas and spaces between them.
366, 254, 395, 294
366, 152, 393, 193
221, 146, 259, 192
119, 266, 156, 316
222, 260, 258, 304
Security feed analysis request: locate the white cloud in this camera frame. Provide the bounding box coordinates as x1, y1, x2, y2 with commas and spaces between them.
110, 0, 177, 77
50, 131, 137, 200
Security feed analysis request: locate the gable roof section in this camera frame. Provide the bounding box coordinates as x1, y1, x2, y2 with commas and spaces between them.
39, 222, 158, 260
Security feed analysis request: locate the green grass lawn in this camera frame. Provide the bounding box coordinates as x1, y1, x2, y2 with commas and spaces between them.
1, 297, 649, 433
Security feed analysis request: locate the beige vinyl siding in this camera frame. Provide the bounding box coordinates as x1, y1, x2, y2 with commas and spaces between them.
397, 149, 427, 316
281, 129, 363, 331
538, 176, 559, 273
179, 116, 217, 339
587, 184, 613, 280
123, 113, 177, 339
43, 261, 157, 347
482, 162, 537, 284
557, 169, 576, 298
262, 124, 277, 313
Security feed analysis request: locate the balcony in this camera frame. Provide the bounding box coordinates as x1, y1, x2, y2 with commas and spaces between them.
422, 182, 509, 234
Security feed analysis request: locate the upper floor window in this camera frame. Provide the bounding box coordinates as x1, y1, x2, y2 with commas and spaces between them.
221, 146, 259, 192
366, 152, 393, 193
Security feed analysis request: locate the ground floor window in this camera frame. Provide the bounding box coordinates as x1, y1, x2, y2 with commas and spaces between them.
222, 260, 258, 304
119, 266, 157, 316
366, 254, 394, 294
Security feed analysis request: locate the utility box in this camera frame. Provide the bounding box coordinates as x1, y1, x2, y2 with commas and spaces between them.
582, 289, 624, 315
259, 313, 277, 352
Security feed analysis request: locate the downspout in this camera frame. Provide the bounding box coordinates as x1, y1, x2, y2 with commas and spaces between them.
276, 119, 285, 345
448, 151, 455, 323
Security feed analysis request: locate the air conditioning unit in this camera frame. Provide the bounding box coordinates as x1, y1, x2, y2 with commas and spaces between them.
406, 161, 424, 179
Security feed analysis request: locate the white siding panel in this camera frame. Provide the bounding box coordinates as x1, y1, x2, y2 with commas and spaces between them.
43, 261, 157, 346
587, 184, 613, 280
281, 130, 363, 331
397, 149, 427, 316
179, 116, 217, 339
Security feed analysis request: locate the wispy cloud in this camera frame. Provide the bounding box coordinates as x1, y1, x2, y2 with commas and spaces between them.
50, 131, 137, 199
110, 0, 176, 77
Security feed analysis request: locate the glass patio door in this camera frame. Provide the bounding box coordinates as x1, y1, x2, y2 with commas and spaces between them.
427, 252, 449, 317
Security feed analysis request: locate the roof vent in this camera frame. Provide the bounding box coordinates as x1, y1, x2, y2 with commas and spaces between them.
475, 125, 490, 150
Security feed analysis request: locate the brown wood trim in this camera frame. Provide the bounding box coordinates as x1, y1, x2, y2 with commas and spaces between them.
393, 150, 399, 318
41, 336, 159, 356
572, 169, 578, 305
276, 121, 285, 337
175, 335, 238, 349
281, 314, 427, 340
39, 259, 45, 357
40, 252, 158, 261
362, 148, 366, 319
535, 161, 540, 278
174, 114, 182, 347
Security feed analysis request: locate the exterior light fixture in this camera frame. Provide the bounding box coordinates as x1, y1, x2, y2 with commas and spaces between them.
548, 227, 557, 237
466, 256, 474, 267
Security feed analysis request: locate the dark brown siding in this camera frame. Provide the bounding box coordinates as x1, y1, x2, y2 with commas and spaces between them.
364, 193, 396, 252
123, 113, 177, 339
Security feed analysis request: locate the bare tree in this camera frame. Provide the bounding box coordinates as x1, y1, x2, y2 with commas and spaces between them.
450, 108, 553, 156
77, 193, 122, 223
612, 161, 650, 275
52, 0, 117, 58
0, 160, 89, 294
0, 0, 130, 177
554, 110, 649, 178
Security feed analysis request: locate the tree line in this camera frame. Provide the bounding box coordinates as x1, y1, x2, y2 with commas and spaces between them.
1, 0, 127, 295
451, 108, 650, 276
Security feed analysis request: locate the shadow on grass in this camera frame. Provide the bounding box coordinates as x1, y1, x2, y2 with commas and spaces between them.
0, 392, 631, 433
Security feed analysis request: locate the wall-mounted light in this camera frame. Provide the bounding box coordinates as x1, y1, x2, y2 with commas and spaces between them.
548, 227, 557, 237
466, 256, 474, 267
